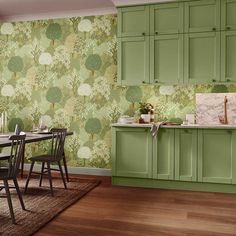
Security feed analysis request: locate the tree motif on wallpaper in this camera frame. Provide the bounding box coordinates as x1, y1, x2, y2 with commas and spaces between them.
85, 118, 102, 140
46, 87, 63, 109
85, 54, 102, 77
46, 23, 62, 45
8, 56, 24, 78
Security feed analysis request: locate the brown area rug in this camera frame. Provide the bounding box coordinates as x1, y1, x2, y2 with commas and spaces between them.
0, 177, 100, 236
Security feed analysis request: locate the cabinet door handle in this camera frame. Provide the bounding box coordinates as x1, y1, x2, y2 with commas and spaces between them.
155, 31, 158, 35
184, 129, 189, 133
212, 79, 216, 82
155, 80, 158, 83
142, 81, 146, 84
227, 79, 231, 82
212, 27, 216, 31
226, 26, 231, 30
142, 32, 146, 36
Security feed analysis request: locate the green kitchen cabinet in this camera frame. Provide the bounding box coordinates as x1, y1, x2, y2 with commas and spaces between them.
112, 127, 152, 178
118, 36, 149, 86
175, 129, 197, 182
184, 0, 221, 33
150, 2, 184, 35
150, 34, 184, 85
153, 129, 175, 180
118, 5, 150, 37
198, 129, 236, 184
221, 30, 236, 82
221, 0, 236, 31
184, 32, 221, 84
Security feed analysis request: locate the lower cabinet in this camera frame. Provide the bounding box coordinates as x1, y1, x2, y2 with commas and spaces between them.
153, 129, 174, 180
198, 129, 236, 184
175, 129, 197, 182
112, 127, 236, 186
112, 127, 152, 178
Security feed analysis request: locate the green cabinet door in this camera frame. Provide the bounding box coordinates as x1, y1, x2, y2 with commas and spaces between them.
221, 31, 236, 82
150, 2, 184, 35
184, 0, 220, 33
118, 6, 149, 37
150, 34, 183, 85
184, 32, 220, 84
153, 129, 174, 180
221, 0, 236, 31
198, 129, 236, 184
175, 129, 197, 182
118, 36, 149, 86
112, 127, 152, 178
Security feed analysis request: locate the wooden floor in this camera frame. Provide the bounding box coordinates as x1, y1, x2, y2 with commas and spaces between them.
35, 175, 236, 236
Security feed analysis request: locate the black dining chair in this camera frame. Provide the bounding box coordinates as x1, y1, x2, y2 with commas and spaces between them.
0, 134, 26, 224
24, 128, 67, 197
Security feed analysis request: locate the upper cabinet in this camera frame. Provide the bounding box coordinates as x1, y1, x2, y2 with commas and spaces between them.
150, 3, 184, 35
184, 0, 221, 33
150, 34, 183, 84
117, 5, 150, 37
184, 32, 221, 84
118, 36, 150, 86
221, 0, 236, 31
117, 0, 236, 86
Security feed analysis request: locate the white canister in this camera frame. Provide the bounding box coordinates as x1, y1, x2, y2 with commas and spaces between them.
141, 114, 151, 123
186, 114, 195, 125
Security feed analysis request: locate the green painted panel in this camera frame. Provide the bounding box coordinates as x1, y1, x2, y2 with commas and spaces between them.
150, 34, 183, 85
185, 0, 220, 33
118, 37, 149, 86
184, 32, 220, 84
221, 31, 236, 82
221, 0, 236, 31
150, 2, 184, 35
198, 129, 235, 184
153, 129, 174, 180
118, 6, 149, 37
112, 128, 152, 178
175, 129, 197, 182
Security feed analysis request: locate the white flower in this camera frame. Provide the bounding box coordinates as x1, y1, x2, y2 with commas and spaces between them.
39, 52, 53, 65
77, 83, 92, 97
77, 146, 92, 159
1, 23, 14, 35
159, 85, 175, 96
78, 19, 92, 32
1, 84, 15, 97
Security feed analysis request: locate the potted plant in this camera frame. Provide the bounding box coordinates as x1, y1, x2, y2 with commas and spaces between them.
139, 102, 154, 123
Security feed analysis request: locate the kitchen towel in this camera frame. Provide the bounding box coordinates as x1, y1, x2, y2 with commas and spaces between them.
150, 122, 164, 138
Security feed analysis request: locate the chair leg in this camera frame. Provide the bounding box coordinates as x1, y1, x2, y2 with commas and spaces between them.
39, 162, 45, 187
47, 162, 54, 197
4, 179, 16, 224
24, 161, 35, 193
13, 178, 26, 210
58, 161, 67, 189
63, 153, 69, 182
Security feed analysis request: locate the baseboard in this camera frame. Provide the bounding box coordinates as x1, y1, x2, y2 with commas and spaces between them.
24, 164, 112, 176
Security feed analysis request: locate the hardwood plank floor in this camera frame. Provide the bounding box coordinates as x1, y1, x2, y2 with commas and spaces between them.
35, 175, 236, 236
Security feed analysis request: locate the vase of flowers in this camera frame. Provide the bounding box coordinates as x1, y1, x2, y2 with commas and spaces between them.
139, 102, 154, 123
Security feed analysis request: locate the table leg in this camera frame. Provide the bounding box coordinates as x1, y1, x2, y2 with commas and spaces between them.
20, 144, 25, 178
63, 151, 69, 182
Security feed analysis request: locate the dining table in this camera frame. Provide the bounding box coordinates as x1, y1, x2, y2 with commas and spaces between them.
0, 131, 73, 181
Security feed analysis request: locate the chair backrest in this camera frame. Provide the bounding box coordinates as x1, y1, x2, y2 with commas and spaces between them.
50, 128, 67, 161
7, 134, 26, 178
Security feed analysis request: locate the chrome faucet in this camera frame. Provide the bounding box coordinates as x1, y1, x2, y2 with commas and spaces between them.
219, 96, 228, 125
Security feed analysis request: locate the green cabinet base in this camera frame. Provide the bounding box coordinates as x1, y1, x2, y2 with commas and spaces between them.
112, 177, 236, 194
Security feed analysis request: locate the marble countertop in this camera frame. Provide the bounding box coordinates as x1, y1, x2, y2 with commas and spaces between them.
112, 123, 236, 129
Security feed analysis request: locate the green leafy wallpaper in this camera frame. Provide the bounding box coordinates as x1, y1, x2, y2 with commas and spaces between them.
1, 15, 236, 169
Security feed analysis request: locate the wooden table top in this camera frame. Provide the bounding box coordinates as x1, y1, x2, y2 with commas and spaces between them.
0, 131, 73, 148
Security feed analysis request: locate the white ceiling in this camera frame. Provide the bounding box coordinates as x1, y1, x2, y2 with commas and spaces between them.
0, 0, 172, 22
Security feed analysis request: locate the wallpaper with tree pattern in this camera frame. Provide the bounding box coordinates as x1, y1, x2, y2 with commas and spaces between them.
0, 15, 236, 169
